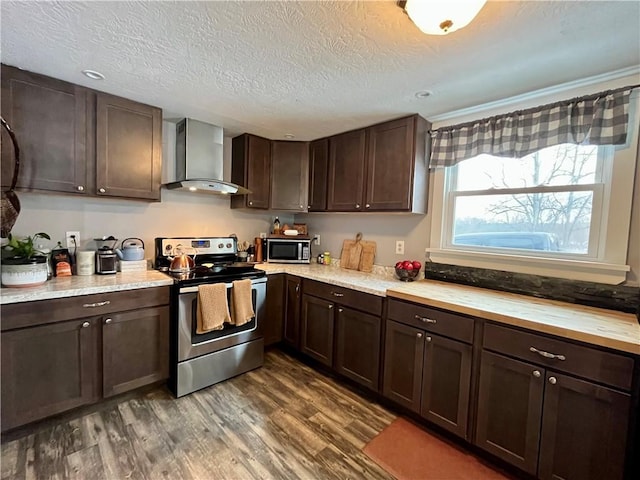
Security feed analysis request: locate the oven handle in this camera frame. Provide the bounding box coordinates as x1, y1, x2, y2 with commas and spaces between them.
178, 277, 266, 294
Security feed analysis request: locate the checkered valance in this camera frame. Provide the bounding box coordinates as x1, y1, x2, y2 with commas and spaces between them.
429, 85, 638, 168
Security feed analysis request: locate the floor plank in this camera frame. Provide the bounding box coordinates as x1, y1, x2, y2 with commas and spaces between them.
2, 350, 395, 479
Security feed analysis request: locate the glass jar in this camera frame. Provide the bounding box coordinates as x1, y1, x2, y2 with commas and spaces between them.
323, 251, 331, 265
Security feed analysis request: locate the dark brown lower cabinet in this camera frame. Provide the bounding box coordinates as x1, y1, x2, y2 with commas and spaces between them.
283, 275, 301, 348
1, 288, 170, 431
334, 306, 381, 390
538, 372, 630, 480
102, 306, 169, 398
1, 319, 99, 431
421, 333, 472, 439
382, 320, 424, 413
264, 274, 285, 346
476, 350, 631, 479
300, 294, 334, 366
475, 351, 544, 475
382, 319, 473, 439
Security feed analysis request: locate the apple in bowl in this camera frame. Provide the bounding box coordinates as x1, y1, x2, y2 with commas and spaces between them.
395, 260, 422, 282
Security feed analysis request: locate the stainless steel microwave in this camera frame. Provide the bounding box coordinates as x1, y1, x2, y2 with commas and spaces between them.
265, 237, 311, 263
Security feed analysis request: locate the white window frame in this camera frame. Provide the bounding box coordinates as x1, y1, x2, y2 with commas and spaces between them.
427, 90, 639, 285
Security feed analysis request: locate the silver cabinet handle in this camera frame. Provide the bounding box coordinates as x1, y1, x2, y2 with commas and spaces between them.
77, 185, 84, 191
414, 314, 436, 324
338, 308, 343, 313
417, 333, 423, 338
299, 205, 304, 209
248, 201, 253, 206
83, 300, 111, 308
81, 321, 90, 328
530, 346, 566, 361
426, 336, 432, 342
331, 292, 344, 297
533, 370, 541, 378
98, 187, 106, 193
355, 204, 360, 209
328, 304, 333, 309
307, 205, 311, 209
549, 376, 557, 385
365, 204, 370, 208
295, 284, 300, 293
104, 318, 113, 324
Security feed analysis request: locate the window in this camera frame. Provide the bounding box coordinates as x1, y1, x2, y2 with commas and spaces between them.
428, 88, 639, 285
445, 144, 608, 258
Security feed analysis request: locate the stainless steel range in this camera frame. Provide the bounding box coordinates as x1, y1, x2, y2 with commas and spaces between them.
155, 236, 266, 397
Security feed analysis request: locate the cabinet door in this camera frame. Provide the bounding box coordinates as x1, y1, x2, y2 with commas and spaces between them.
382, 320, 424, 413
475, 351, 544, 475
421, 333, 472, 439
95, 93, 162, 200
308, 138, 328, 211
283, 275, 301, 348
264, 274, 285, 346
365, 116, 415, 211
335, 306, 381, 391
1, 65, 89, 194
301, 294, 335, 366
538, 372, 630, 480
271, 141, 308, 211
102, 306, 170, 398
327, 129, 366, 211
1, 319, 98, 431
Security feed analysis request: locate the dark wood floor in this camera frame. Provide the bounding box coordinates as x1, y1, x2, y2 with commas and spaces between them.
1, 349, 396, 479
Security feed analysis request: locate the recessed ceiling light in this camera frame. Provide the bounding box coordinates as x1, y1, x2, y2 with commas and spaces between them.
284, 133, 295, 139
82, 69, 105, 80
415, 90, 433, 99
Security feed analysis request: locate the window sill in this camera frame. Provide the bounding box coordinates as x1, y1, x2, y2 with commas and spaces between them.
425, 248, 630, 285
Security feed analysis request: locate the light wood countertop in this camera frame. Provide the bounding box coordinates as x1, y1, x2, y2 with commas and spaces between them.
387, 280, 640, 355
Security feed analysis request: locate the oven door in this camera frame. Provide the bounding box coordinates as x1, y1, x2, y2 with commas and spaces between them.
176, 277, 266, 362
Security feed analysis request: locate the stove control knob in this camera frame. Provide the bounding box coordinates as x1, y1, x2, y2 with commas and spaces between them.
165, 244, 172, 252
218, 243, 224, 248
226, 243, 232, 248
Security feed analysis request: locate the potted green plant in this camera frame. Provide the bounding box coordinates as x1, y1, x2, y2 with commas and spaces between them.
1, 232, 51, 287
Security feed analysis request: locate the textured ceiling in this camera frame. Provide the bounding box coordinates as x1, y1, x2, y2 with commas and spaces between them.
1, 1, 639, 140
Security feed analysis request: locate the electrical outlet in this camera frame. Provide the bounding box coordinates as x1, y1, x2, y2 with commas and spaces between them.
314, 235, 321, 246
259, 232, 267, 239
66, 231, 80, 248
395, 240, 405, 255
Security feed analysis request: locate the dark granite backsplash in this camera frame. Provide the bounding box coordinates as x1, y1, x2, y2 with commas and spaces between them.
424, 262, 640, 315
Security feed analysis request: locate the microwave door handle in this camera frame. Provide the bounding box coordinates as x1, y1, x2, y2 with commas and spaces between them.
298, 242, 302, 260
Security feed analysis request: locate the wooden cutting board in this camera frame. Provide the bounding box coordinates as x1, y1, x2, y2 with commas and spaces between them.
341, 233, 376, 272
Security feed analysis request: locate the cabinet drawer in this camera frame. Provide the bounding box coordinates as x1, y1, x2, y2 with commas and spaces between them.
303, 279, 382, 316
1, 287, 171, 331
387, 299, 474, 343
483, 323, 634, 391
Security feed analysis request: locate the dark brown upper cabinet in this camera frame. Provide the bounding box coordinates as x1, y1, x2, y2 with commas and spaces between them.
327, 115, 430, 213
327, 128, 367, 211
307, 138, 329, 211
232, 135, 310, 211
1, 65, 89, 194
270, 140, 309, 211
95, 93, 162, 200
231, 133, 271, 209
1, 64, 163, 201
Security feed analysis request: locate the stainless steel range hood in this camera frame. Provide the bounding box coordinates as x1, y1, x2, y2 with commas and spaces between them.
163, 118, 250, 195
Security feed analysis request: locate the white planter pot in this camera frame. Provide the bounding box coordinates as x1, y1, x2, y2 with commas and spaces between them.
1, 260, 48, 287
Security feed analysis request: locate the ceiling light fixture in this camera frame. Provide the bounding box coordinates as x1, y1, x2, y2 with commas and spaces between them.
400, 0, 487, 35
82, 69, 105, 80
415, 90, 433, 99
